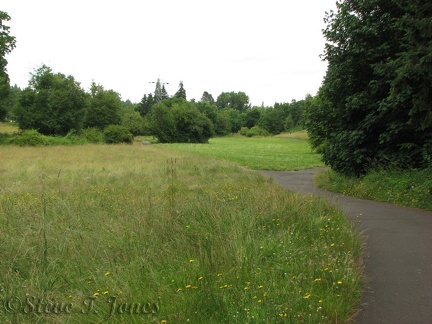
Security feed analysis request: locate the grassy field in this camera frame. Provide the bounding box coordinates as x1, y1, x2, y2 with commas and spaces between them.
151, 134, 324, 171
0, 142, 363, 323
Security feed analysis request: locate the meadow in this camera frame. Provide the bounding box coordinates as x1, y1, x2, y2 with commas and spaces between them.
149, 132, 324, 171
0, 139, 363, 323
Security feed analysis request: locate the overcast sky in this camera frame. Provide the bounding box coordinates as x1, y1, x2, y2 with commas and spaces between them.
2, 0, 337, 106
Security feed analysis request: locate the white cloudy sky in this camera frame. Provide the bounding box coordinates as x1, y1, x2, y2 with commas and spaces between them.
2, 0, 337, 106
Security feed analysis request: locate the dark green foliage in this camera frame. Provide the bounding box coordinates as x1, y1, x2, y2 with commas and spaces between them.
223, 108, 243, 133
244, 108, 262, 128
83, 82, 122, 130
255, 100, 306, 135
201, 91, 215, 104
12, 129, 48, 146
3, 84, 21, 120
216, 92, 250, 112
196, 101, 231, 136
174, 81, 186, 100
137, 93, 155, 117
258, 108, 285, 135
13, 66, 87, 135
0, 132, 12, 144
119, 99, 136, 117
103, 125, 133, 144
0, 11, 16, 121
121, 111, 149, 136
146, 98, 214, 143
306, 0, 432, 176
213, 109, 232, 136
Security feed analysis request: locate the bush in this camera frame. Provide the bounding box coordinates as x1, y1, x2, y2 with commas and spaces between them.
103, 125, 133, 144
12, 130, 48, 146
239, 127, 249, 136
250, 126, 269, 136
81, 127, 104, 143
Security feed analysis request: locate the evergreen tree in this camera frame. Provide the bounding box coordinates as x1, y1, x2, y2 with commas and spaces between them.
161, 84, 169, 101
137, 93, 155, 117
174, 81, 186, 100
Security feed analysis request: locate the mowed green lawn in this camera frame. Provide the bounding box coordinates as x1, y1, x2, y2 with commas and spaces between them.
152, 133, 324, 171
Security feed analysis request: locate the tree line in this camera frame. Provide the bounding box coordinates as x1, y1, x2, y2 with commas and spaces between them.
11, 70, 308, 142
1, 10, 310, 144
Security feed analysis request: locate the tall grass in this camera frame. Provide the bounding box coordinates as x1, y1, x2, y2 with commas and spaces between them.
0, 143, 362, 323
315, 168, 432, 210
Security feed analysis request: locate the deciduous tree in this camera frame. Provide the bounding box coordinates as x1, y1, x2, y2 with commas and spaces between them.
83, 82, 122, 130
0, 11, 16, 121
200, 91, 215, 104
306, 0, 432, 176
216, 91, 250, 112
146, 98, 214, 143
14, 65, 86, 135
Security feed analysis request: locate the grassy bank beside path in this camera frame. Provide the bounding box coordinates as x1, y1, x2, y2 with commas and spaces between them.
315, 168, 432, 210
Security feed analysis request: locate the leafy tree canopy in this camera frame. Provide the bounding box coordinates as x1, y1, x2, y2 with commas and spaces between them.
216, 91, 250, 112
83, 82, 122, 130
14, 65, 87, 135
146, 97, 214, 143
306, 0, 432, 176
200, 91, 215, 104
0, 11, 16, 121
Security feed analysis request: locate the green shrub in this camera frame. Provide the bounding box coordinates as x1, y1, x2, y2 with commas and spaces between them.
246, 130, 256, 137
0, 133, 13, 145
250, 126, 269, 136
239, 126, 249, 136
103, 125, 133, 144
12, 129, 48, 146
81, 127, 104, 143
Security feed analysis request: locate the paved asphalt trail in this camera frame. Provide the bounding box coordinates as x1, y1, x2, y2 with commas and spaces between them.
258, 168, 432, 324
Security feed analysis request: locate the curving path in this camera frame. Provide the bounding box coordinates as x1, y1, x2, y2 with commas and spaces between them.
258, 168, 432, 324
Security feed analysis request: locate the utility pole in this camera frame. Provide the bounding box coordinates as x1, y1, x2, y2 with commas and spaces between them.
149, 78, 169, 102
